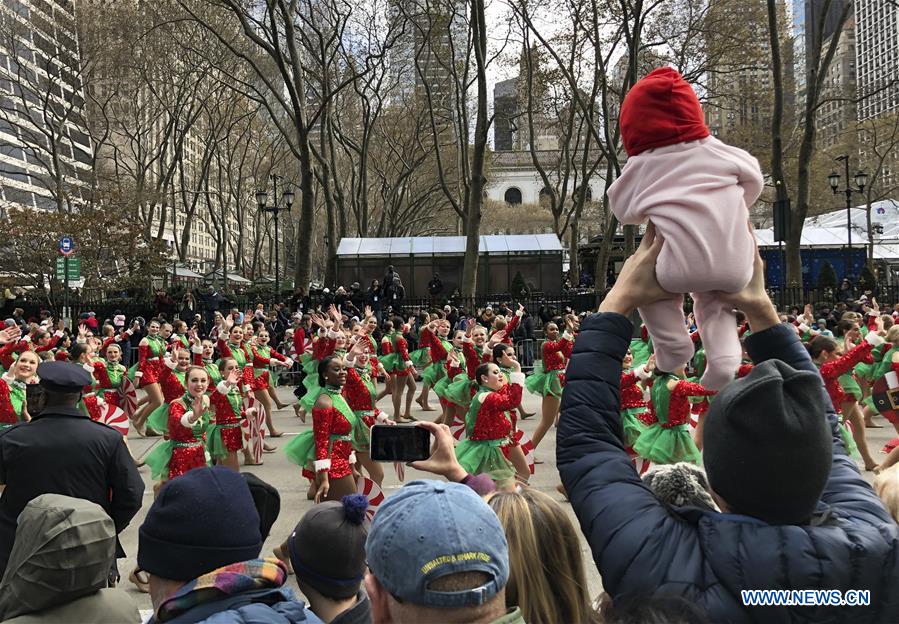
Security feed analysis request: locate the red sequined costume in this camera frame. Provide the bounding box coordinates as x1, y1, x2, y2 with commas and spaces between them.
310, 405, 355, 480
159, 365, 188, 403
166, 400, 207, 479
645, 378, 717, 427
249, 346, 292, 391
469, 379, 524, 442
495, 313, 520, 346
210, 381, 246, 452
621, 370, 649, 411
98, 327, 134, 358
90, 360, 121, 408
294, 328, 314, 356
0, 376, 25, 426
541, 336, 573, 387
343, 365, 381, 426
390, 333, 413, 377
136, 337, 165, 386
819, 337, 879, 413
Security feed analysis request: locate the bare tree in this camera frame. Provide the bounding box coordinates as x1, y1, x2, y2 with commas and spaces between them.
767, 0, 852, 284
399, 0, 507, 296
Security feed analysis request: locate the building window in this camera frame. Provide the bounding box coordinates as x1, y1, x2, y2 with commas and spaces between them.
539, 187, 553, 207
503, 187, 522, 205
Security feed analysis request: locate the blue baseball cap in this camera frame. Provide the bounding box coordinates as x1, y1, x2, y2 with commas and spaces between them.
365, 480, 509, 609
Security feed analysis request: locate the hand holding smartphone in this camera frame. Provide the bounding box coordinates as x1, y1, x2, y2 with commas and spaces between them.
369, 424, 431, 462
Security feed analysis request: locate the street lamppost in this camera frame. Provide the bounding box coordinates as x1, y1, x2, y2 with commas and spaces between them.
256, 174, 294, 299
828, 155, 867, 281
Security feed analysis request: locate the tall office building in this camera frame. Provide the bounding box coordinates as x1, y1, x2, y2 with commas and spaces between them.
704, 0, 790, 152
856, 0, 899, 120
0, 0, 93, 214
493, 78, 517, 151
388, 0, 467, 110
816, 14, 857, 148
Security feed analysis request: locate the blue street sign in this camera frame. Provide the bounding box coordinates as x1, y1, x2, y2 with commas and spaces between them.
59, 236, 74, 254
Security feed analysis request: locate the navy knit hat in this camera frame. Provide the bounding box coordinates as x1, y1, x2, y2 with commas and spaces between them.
702, 359, 831, 525
138, 467, 262, 581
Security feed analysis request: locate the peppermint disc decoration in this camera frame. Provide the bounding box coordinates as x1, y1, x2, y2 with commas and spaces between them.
449, 413, 466, 441
97, 403, 130, 437
872, 375, 899, 424
356, 476, 385, 521
119, 377, 138, 420
241, 397, 266, 464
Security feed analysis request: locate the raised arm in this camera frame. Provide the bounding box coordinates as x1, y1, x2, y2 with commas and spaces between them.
558, 313, 691, 598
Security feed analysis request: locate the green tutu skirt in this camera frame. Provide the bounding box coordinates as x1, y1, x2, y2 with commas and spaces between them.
854, 361, 877, 382
632, 424, 701, 465
352, 414, 371, 451
839, 416, 859, 457
421, 361, 446, 387
455, 438, 514, 486
433, 374, 452, 399
525, 361, 564, 398
621, 407, 648, 448
146, 403, 170, 435
302, 355, 317, 376
839, 373, 862, 402
144, 440, 176, 481
379, 353, 403, 373
444, 374, 474, 407
409, 348, 431, 369
284, 430, 315, 469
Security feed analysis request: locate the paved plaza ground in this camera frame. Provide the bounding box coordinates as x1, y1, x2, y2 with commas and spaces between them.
119, 384, 895, 614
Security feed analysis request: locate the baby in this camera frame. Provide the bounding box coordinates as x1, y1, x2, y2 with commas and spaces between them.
608, 67, 764, 390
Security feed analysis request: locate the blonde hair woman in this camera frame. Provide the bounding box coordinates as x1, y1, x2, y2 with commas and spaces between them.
486, 488, 599, 624
873, 464, 899, 524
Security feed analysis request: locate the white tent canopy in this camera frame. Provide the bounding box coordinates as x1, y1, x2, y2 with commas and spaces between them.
336, 234, 563, 256
204, 270, 252, 284
754, 199, 899, 260
168, 266, 204, 279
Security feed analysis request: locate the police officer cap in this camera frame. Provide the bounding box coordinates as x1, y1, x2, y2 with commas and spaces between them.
37, 361, 91, 393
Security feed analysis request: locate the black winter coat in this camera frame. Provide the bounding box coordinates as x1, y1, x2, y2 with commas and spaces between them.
558, 314, 899, 624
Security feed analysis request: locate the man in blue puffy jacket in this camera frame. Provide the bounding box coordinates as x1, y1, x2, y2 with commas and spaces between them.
558, 225, 899, 623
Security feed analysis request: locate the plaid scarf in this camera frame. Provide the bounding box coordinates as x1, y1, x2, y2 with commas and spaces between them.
155, 558, 287, 622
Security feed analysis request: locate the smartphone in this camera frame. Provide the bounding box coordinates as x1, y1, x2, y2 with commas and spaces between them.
369, 425, 431, 462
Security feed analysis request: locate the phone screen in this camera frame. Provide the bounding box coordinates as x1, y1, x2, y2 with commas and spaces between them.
369, 425, 431, 462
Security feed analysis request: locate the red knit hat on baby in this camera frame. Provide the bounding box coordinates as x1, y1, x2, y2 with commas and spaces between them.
619, 67, 710, 157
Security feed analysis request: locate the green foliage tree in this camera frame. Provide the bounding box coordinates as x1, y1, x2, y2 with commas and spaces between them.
510, 271, 530, 298
817, 261, 837, 290
857, 265, 877, 292
0, 207, 169, 308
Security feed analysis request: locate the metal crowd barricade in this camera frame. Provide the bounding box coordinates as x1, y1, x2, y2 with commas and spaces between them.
515, 338, 537, 374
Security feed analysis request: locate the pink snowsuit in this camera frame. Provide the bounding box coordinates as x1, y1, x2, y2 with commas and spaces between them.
609, 69, 764, 390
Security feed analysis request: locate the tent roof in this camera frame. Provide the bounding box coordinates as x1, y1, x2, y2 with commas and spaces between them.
204, 270, 252, 284
336, 234, 563, 256
168, 266, 204, 279
755, 199, 899, 260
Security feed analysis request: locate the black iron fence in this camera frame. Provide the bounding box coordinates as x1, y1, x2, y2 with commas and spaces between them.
8, 283, 898, 327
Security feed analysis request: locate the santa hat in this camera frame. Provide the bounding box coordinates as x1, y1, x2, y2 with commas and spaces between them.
619, 67, 709, 157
